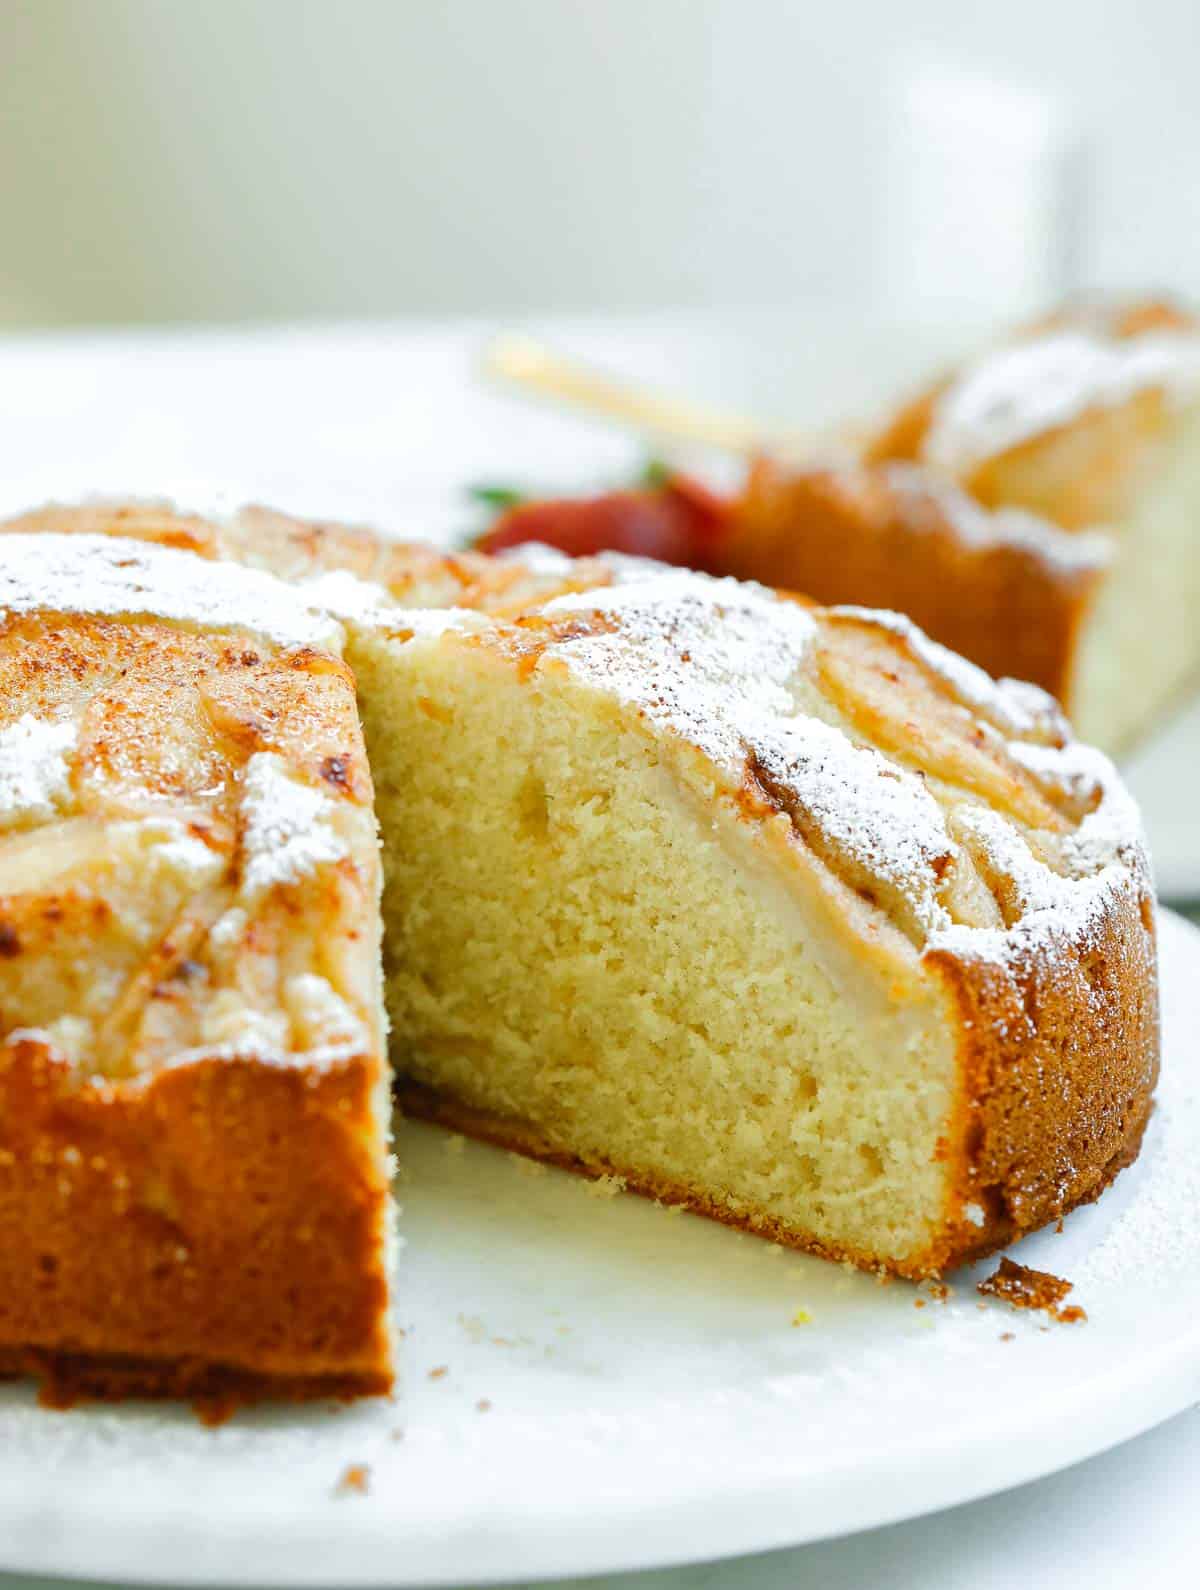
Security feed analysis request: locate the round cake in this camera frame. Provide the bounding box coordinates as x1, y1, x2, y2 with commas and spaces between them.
0, 502, 1160, 1407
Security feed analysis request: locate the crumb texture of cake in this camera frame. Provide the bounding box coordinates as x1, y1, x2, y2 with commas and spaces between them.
353, 561, 1157, 1279
0, 533, 395, 1408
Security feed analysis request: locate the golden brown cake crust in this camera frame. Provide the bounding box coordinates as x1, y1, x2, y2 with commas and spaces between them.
0, 1349, 387, 1424
927, 883, 1159, 1264
0, 531, 394, 1410
724, 459, 1102, 704
0, 1039, 393, 1408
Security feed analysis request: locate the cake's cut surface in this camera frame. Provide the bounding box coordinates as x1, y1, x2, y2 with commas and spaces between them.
351, 562, 1157, 1277
0, 533, 394, 1408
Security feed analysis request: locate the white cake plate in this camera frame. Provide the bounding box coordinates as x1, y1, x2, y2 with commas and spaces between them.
1, 910, 1197, 1587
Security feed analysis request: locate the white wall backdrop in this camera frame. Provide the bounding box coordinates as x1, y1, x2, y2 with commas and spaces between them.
0, 0, 1196, 326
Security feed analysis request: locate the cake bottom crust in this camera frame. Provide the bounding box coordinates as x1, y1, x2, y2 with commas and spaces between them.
398, 1080, 1153, 1282
0, 1346, 392, 1425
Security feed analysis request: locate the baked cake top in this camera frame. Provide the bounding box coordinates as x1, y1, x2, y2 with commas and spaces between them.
0, 531, 380, 1082
921, 326, 1200, 478
864, 296, 1200, 528
0, 507, 1152, 996
464, 565, 1151, 973
0, 531, 342, 650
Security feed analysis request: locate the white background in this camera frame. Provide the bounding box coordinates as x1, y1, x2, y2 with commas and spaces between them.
0, 0, 1197, 327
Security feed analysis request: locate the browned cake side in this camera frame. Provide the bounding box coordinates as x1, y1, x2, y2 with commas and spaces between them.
723, 460, 1103, 704
0, 1041, 391, 1413
0, 535, 394, 1411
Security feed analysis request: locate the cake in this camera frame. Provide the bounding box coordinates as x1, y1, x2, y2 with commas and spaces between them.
0, 503, 1160, 1405
0, 532, 395, 1409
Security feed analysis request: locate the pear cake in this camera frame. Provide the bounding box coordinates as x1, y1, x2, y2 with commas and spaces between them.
727, 298, 1200, 753
354, 565, 1157, 1276
0, 531, 395, 1408
0, 504, 1159, 1406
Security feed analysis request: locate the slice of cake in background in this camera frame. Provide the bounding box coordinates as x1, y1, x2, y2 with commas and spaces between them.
0, 533, 395, 1411
722, 462, 1122, 743
858, 297, 1200, 751
480, 297, 1200, 755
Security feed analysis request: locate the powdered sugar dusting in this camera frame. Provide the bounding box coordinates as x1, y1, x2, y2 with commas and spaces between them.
0, 713, 77, 827
882, 463, 1113, 575
544, 571, 953, 935
1010, 739, 1150, 884
598, 551, 675, 583
0, 533, 342, 651
931, 786, 1145, 983
495, 543, 576, 576
495, 543, 666, 585
141, 818, 226, 884
393, 608, 488, 640
541, 566, 1147, 963
543, 570, 817, 776
926, 330, 1200, 475
297, 568, 396, 626
829, 604, 1067, 742
748, 716, 955, 935
239, 752, 348, 898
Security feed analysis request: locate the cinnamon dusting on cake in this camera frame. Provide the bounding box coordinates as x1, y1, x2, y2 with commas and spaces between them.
977, 1256, 1087, 1322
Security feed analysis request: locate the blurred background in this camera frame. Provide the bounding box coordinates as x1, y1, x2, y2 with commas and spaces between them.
1, 0, 1197, 330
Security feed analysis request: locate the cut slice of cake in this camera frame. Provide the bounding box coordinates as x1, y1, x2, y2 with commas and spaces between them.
348, 564, 1157, 1278
859, 297, 1200, 751
0, 533, 395, 1409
